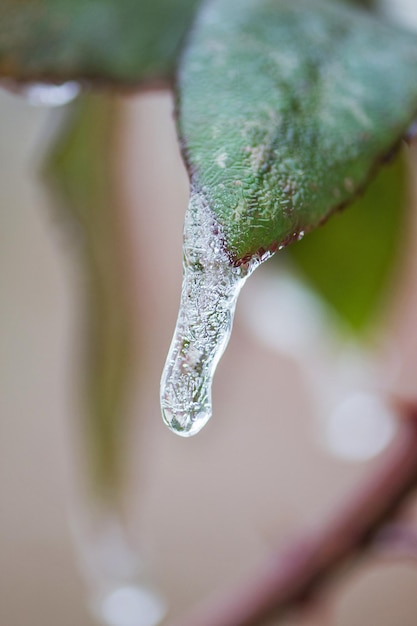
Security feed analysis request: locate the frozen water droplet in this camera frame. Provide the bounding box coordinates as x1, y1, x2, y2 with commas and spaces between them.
160, 191, 264, 437
0, 79, 80, 106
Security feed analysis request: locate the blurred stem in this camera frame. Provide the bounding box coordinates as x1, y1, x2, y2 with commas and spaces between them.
172, 403, 417, 626
374, 522, 417, 560
45, 94, 133, 505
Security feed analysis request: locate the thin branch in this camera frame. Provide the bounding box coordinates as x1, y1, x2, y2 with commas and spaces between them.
169, 405, 417, 626
374, 522, 417, 561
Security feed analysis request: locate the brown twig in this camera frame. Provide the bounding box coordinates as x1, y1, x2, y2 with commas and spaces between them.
374, 522, 417, 561
169, 405, 417, 626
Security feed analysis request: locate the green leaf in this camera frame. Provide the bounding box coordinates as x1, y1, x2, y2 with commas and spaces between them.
286, 150, 407, 333
0, 0, 200, 85
45, 94, 133, 502
178, 0, 417, 261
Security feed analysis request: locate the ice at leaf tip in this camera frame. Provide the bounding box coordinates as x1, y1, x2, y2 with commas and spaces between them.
160, 191, 267, 437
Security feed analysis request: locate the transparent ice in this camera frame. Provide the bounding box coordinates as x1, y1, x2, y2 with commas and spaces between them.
160, 191, 271, 437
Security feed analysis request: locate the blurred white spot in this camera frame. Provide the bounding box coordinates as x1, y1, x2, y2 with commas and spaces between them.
23, 82, 80, 106
380, 0, 417, 32
240, 266, 334, 358
323, 392, 397, 462
1, 81, 80, 106
101, 586, 166, 626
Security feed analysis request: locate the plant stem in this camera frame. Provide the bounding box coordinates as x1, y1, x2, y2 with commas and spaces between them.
170, 404, 417, 626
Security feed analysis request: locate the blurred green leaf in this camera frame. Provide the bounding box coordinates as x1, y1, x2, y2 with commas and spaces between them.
46, 94, 132, 502
0, 0, 200, 85
286, 150, 407, 333
178, 0, 417, 261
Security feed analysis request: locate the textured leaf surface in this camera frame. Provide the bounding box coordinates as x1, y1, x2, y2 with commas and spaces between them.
178, 0, 417, 261
0, 0, 200, 85
46, 95, 132, 500
287, 150, 407, 333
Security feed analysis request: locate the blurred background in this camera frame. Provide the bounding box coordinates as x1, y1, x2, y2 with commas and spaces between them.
3, 2, 417, 625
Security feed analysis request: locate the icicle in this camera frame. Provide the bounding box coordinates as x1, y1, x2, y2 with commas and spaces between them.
160, 190, 271, 437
